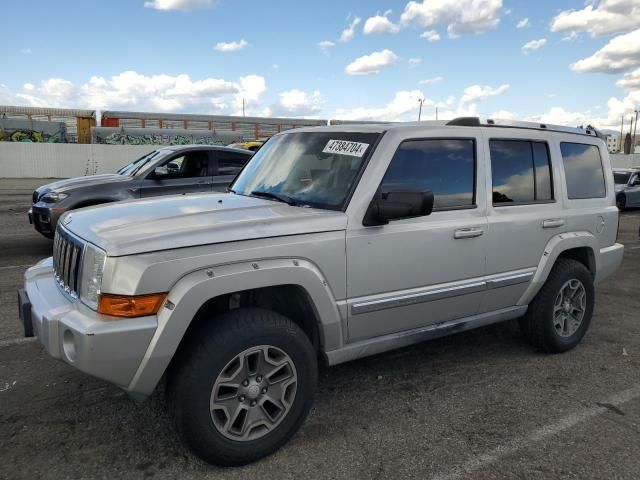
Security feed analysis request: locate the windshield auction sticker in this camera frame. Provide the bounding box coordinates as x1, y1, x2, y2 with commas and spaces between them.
322, 139, 369, 157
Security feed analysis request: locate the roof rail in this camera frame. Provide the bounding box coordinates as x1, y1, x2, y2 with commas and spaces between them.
445, 116, 604, 138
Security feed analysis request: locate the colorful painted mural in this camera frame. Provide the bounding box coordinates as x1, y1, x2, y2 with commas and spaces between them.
91, 127, 243, 146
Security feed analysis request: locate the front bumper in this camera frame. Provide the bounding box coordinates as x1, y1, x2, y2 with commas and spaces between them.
29, 204, 66, 237
20, 258, 157, 392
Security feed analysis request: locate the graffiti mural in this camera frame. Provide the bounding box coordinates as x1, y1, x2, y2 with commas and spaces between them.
0, 129, 64, 143
91, 126, 243, 146
0, 118, 67, 142
101, 132, 227, 146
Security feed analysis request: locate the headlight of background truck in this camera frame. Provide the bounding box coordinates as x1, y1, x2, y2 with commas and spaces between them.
80, 243, 106, 310
41, 192, 69, 203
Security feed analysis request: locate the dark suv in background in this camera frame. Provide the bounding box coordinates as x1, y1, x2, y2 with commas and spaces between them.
29, 145, 253, 238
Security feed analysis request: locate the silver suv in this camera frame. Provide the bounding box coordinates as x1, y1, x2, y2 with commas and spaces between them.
613, 167, 640, 210
18, 118, 624, 466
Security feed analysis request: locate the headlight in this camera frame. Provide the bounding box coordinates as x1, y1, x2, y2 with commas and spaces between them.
41, 192, 69, 203
79, 243, 106, 310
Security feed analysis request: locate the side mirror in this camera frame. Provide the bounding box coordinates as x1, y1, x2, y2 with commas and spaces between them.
153, 166, 169, 178
363, 191, 434, 226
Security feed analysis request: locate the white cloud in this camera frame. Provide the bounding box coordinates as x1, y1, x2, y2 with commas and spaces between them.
144, 0, 216, 11
571, 29, 640, 73
0, 70, 273, 117
233, 75, 267, 114
617, 67, 640, 89
521, 38, 546, 54
363, 11, 400, 34
317, 40, 335, 55
214, 39, 248, 52
420, 30, 441, 42
550, 0, 640, 38
345, 49, 398, 76
516, 18, 529, 29
459, 84, 510, 113
20, 48, 33, 54
562, 31, 579, 42
266, 89, 322, 117
335, 90, 431, 121
408, 57, 422, 65
400, 0, 503, 38
419, 76, 443, 85
335, 83, 510, 122
491, 110, 516, 120
526, 107, 603, 128
339, 16, 361, 42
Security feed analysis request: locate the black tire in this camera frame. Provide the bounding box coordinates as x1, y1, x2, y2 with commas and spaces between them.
519, 258, 594, 353
167, 308, 317, 466
616, 194, 626, 211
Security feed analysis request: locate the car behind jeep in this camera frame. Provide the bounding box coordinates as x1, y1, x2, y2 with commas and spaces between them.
19, 118, 623, 466
29, 145, 252, 238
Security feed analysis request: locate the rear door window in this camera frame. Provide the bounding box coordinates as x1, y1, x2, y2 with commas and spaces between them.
217, 150, 251, 176
560, 142, 606, 199
490, 140, 553, 205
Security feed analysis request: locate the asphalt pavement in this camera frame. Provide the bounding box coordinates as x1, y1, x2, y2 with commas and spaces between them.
1, 178, 640, 480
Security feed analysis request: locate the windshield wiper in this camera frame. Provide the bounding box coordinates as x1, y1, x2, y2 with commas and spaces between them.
250, 190, 298, 206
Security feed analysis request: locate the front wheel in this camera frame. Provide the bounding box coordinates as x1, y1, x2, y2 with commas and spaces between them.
617, 194, 626, 211
167, 308, 317, 466
519, 258, 594, 353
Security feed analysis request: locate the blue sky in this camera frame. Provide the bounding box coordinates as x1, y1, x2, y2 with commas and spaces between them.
2, 0, 640, 130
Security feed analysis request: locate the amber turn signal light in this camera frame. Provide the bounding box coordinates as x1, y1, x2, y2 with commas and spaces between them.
98, 293, 167, 318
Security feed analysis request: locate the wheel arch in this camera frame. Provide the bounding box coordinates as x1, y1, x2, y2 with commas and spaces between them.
517, 232, 598, 306
126, 258, 343, 397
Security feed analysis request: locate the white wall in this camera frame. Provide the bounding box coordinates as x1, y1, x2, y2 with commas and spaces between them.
610, 153, 640, 169
0, 143, 157, 178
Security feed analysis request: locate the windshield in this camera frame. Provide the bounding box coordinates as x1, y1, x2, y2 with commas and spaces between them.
117, 150, 164, 176
231, 131, 381, 210
614, 172, 631, 184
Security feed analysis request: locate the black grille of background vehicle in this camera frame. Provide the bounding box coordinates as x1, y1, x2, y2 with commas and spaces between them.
32, 191, 40, 203
53, 227, 84, 298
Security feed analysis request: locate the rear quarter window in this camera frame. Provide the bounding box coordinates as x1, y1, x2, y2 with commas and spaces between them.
560, 142, 606, 199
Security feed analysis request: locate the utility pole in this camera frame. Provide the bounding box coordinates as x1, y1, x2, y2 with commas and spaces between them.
418, 98, 425, 121
436, 106, 438, 121
620, 116, 625, 153
634, 109, 639, 153
242, 97, 245, 117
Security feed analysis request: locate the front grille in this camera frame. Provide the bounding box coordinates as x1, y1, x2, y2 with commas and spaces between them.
32, 191, 40, 204
53, 227, 85, 298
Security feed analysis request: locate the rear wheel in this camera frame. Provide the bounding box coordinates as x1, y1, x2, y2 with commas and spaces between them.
167, 308, 317, 466
519, 258, 594, 353
616, 194, 626, 211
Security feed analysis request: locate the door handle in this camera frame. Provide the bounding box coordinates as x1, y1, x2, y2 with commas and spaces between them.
454, 227, 484, 239
542, 218, 565, 228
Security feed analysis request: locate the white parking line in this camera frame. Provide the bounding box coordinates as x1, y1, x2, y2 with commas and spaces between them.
0, 337, 36, 348
431, 384, 640, 480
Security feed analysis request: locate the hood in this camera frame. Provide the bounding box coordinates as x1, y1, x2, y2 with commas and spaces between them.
37, 174, 131, 195
614, 184, 626, 193
62, 193, 348, 256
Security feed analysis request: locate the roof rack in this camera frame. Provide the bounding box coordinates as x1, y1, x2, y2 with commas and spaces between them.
446, 117, 605, 139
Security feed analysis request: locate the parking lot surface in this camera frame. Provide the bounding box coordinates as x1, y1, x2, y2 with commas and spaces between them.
1, 178, 640, 480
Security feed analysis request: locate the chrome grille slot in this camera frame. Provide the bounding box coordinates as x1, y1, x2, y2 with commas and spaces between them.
53, 226, 85, 298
